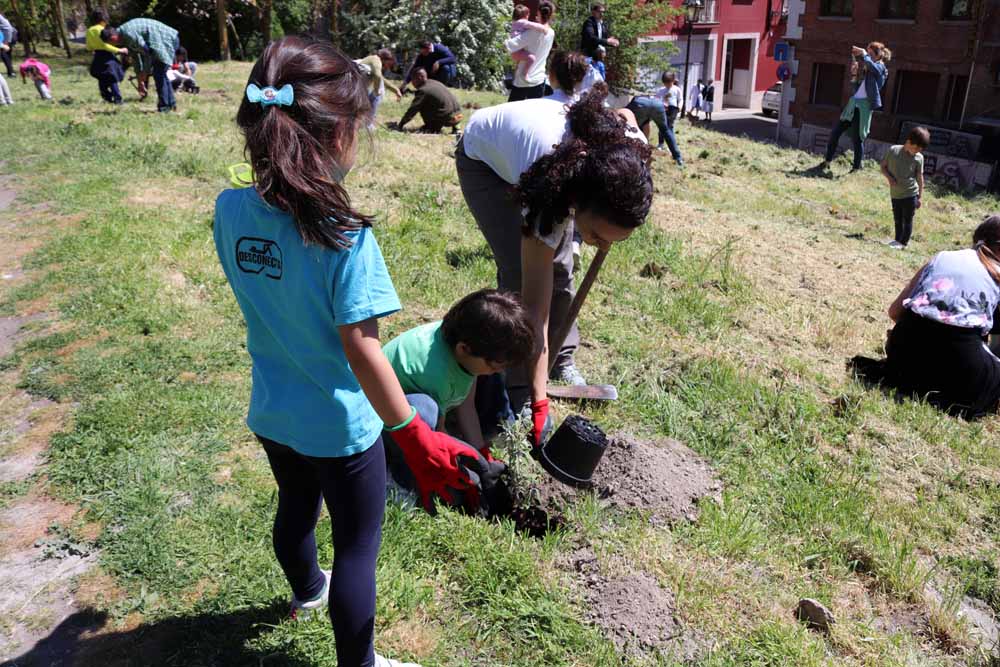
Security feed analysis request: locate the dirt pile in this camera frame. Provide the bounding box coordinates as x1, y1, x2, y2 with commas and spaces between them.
536, 435, 722, 526
565, 547, 703, 660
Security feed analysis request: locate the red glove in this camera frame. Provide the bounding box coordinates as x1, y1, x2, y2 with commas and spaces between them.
530, 398, 550, 448
390, 413, 481, 512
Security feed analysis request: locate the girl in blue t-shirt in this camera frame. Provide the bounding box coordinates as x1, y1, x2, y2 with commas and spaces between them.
213, 36, 489, 667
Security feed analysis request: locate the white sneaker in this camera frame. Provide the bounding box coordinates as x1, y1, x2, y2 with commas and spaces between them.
374, 654, 422, 667
887, 240, 905, 250
552, 363, 586, 386
290, 569, 331, 620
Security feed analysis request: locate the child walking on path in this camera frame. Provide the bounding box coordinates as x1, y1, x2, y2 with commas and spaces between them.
881, 126, 928, 249
20, 58, 52, 100
701, 80, 715, 121
214, 36, 488, 667
509, 4, 550, 81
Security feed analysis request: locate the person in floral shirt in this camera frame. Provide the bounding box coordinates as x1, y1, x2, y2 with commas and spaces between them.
879, 215, 1000, 419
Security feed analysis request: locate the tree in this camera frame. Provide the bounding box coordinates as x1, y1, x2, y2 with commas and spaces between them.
257, 0, 270, 44
50, 0, 70, 58
552, 0, 679, 88
216, 0, 229, 60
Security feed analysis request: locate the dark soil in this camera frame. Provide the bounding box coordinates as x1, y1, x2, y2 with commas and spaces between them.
535, 434, 722, 526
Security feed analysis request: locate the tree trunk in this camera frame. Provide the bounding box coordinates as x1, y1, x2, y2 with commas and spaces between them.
7, 0, 31, 56
259, 0, 271, 45
48, 4, 59, 46
51, 0, 71, 58
329, 0, 338, 44
216, 0, 230, 60
83, 0, 93, 16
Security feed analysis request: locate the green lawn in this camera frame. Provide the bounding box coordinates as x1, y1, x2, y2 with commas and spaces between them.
1, 48, 999, 666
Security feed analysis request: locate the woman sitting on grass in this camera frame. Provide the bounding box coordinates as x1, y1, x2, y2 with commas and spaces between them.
214, 35, 492, 667
856, 216, 1000, 419
456, 52, 653, 447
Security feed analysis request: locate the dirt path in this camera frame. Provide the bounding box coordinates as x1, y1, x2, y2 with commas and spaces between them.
0, 174, 101, 665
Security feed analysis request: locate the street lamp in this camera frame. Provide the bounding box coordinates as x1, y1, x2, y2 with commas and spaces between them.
680, 0, 703, 116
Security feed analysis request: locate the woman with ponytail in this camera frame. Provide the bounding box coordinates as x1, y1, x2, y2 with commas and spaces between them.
457, 50, 653, 447
879, 216, 1000, 418
215, 36, 490, 667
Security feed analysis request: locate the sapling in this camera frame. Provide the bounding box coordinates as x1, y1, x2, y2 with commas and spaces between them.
494, 411, 543, 510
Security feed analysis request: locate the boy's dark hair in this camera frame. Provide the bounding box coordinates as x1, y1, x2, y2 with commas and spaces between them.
441, 289, 538, 366
376, 47, 394, 61
518, 84, 654, 238
237, 36, 372, 251
100, 26, 118, 42
592, 3, 605, 11
419, 40, 433, 50
906, 126, 930, 149
175, 46, 188, 61
661, 71, 674, 85
513, 4, 530, 20
90, 9, 108, 25
549, 50, 589, 93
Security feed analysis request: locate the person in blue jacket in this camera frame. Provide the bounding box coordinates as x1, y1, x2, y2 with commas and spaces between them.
819, 41, 891, 173
403, 40, 456, 89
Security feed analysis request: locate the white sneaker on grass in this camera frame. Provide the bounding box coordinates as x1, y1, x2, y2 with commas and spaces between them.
552, 363, 586, 386
887, 240, 905, 250
374, 654, 422, 667
289, 569, 331, 620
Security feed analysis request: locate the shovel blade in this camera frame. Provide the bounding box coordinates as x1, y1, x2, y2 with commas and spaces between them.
547, 384, 618, 401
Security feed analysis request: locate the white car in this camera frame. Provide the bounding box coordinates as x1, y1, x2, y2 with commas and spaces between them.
762, 82, 781, 116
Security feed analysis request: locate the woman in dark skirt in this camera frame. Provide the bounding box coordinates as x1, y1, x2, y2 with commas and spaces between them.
883, 216, 1000, 419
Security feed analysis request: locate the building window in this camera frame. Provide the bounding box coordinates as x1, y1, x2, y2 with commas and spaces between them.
879, 0, 917, 19
941, 0, 971, 19
820, 0, 853, 16
944, 75, 968, 121
892, 70, 941, 117
810, 63, 846, 106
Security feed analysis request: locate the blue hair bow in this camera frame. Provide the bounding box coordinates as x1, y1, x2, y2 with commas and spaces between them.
246, 83, 294, 107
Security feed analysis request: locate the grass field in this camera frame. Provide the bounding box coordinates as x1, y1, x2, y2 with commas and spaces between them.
1, 48, 999, 666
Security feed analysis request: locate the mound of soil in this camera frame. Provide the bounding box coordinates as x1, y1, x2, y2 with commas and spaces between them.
565, 547, 704, 660
535, 435, 722, 526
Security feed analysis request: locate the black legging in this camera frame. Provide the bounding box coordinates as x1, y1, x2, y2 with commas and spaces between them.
0, 47, 12, 77
824, 108, 864, 169
259, 435, 386, 667
891, 196, 917, 245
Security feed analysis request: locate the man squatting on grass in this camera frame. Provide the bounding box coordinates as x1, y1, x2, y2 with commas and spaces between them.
880, 126, 928, 250
382, 289, 536, 507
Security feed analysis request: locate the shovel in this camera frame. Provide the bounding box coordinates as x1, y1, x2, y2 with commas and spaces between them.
546, 247, 618, 401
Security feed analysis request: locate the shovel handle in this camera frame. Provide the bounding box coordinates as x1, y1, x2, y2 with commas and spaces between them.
548, 247, 609, 373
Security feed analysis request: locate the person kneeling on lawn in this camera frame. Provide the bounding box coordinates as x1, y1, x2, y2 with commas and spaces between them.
393, 67, 462, 134
382, 289, 538, 509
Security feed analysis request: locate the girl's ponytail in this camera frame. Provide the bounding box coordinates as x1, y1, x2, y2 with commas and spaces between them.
237, 37, 372, 250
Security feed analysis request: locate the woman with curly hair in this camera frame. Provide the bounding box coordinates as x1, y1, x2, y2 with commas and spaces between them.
456, 50, 653, 447
861, 216, 1000, 419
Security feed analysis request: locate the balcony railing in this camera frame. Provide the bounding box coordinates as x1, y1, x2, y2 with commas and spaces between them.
695, 0, 719, 24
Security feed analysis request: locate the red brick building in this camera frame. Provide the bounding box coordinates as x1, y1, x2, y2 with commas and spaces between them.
780, 0, 1000, 171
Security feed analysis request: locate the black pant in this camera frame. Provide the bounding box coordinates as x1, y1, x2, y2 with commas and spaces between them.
508, 82, 546, 102
259, 435, 386, 667
891, 196, 917, 245
0, 47, 12, 77
824, 109, 864, 169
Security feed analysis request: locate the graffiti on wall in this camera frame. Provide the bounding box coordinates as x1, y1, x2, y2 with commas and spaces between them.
798, 123, 994, 192
899, 122, 982, 160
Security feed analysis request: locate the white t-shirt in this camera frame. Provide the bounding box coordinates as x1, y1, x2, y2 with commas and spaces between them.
653, 86, 668, 101
578, 63, 604, 95
658, 84, 681, 108
505, 26, 555, 88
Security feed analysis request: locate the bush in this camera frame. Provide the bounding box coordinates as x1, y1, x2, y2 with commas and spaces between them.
551, 0, 679, 89
336, 0, 509, 90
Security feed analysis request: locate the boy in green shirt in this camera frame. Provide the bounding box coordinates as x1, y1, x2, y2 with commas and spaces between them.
881, 126, 929, 249
383, 289, 537, 496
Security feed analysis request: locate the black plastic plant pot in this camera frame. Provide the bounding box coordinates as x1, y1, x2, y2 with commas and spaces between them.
537, 415, 608, 488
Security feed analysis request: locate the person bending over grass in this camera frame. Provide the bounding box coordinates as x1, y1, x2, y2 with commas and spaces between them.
19, 58, 52, 100
457, 58, 653, 448
876, 216, 1000, 419
86, 9, 127, 104
214, 36, 493, 667
880, 126, 928, 249
394, 67, 461, 134
382, 289, 535, 504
